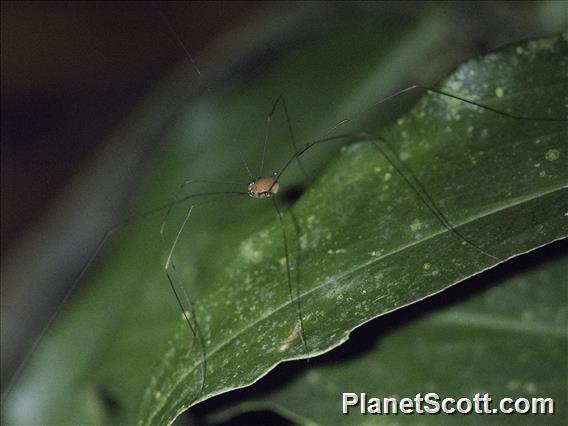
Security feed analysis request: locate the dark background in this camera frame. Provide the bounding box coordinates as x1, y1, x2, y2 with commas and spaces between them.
2, 1, 261, 250
2, 0, 265, 392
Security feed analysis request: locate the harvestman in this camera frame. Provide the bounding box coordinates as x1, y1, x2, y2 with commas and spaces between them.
156, 81, 564, 399
2, 26, 564, 412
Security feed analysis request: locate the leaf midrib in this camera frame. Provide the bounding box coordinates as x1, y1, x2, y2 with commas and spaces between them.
147, 183, 566, 422
206, 183, 565, 361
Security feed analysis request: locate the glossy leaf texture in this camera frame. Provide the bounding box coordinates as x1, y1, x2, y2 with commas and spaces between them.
209, 243, 568, 425
139, 36, 567, 424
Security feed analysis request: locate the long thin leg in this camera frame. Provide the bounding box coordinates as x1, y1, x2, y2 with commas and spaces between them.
160, 179, 241, 242
367, 135, 500, 262
163, 193, 246, 396
271, 197, 308, 353
165, 193, 244, 267
164, 201, 206, 397
275, 132, 361, 183
276, 82, 566, 185
238, 148, 254, 181
1, 228, 116, 404
1, 187, 247, 407
260, 96, 310, 181
271, 85, 562, 265
276, 129, 501, 262
165, 270, 206, 395
323, 85, 566, 137
177, 282, 206, 392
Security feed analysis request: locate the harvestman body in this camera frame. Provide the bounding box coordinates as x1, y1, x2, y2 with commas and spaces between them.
248, 177, 280, 198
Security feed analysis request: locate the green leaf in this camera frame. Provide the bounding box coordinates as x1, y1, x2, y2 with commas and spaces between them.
209, 245, 568, 425
139, 36, 567, 424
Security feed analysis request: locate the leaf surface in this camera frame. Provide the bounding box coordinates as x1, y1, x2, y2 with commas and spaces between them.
210, 246, 568, 425
140, 36, 567, 424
